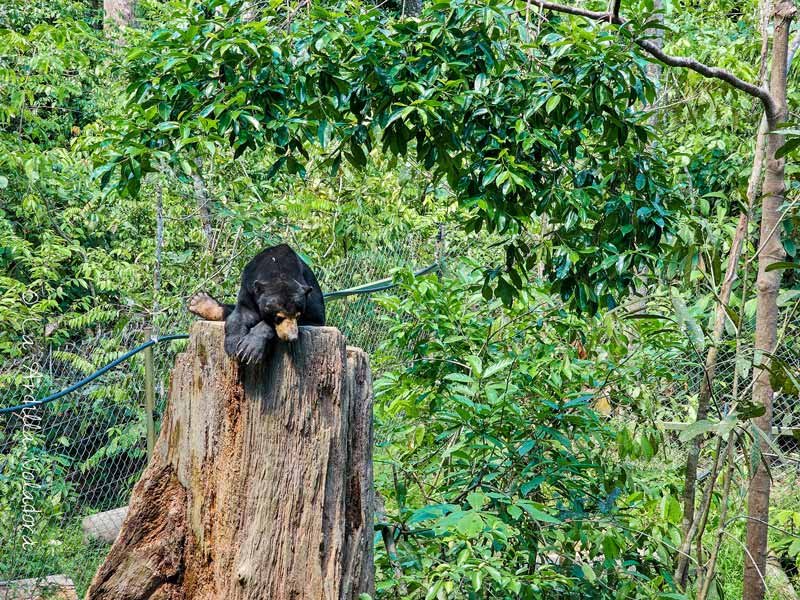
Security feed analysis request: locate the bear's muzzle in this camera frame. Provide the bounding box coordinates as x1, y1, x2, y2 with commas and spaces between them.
275, 316, 299, 342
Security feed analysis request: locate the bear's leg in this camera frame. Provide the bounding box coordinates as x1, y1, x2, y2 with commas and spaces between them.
234, 321, 275, 364
188, 292, 235, 321
223, 305, 261, 357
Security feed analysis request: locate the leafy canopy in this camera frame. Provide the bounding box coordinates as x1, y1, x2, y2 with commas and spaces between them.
99, 0, 675, 313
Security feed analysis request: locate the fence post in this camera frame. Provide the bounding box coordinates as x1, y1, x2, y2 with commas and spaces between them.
435, 222, 446, 280
143, 327, 156, 460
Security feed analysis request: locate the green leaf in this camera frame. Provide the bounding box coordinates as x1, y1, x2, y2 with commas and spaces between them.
678, 419, 715, 442
765, 261, 800, 272
444, 372, 474, 384
738, 402, 766, 419
580, 563, 597, 583
518, 440, 535, 456
545, 94, 561, 114
507, 504, 523, 520
496, 276, 514, 306
775, 136, 800, 159
158, 102, 171, 121
516, 501, 562, 524
520, 476, 545, 495
467, 491, 487, 510
471, 570, 483, 591
455, 511, 485, 537
424, 580, 443, 600
408, 504, 457, 525
482, 358, 512, 379
465, 355, 483, 377
602, 535, 619, 560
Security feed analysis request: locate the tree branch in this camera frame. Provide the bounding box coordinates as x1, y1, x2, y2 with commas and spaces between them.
527, 0, 778, 119
608, 0, 622, 20
634, 38, 776, 116
530, 0, 606, 20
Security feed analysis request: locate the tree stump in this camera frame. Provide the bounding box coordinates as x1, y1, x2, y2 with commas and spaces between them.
85, 322, 374, 600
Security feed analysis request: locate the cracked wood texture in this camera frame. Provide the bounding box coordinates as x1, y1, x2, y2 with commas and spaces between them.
85, 321, 374, 600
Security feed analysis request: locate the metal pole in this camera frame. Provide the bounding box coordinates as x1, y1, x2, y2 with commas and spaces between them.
143, 327, 156, 460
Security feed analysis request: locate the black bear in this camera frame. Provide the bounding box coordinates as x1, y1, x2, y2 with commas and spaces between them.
188, 244, 325, 364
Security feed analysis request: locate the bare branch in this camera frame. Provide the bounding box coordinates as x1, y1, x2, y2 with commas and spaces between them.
530, 0, 607, 19
635, 38, 776, 116
526, 0, 778, 119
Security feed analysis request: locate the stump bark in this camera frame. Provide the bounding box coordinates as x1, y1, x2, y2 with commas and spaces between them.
85, 322, 374, 600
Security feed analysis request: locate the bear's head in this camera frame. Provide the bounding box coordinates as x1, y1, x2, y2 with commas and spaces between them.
254, 277, 313, 342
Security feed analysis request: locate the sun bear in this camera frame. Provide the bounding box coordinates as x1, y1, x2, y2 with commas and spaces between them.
188, 244, 325, 364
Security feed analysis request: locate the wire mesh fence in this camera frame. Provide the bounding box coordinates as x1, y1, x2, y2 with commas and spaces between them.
657, 304, 800, 475
0, 237, 436, 598
1, 233, 797, 597
665, 311, 800, 436
0, 321, 162, 597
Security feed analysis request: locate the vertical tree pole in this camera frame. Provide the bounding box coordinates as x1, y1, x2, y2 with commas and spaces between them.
143, 327, 156, 460
743, 3, 794, 598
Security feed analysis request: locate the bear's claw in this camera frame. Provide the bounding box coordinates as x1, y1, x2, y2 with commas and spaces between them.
236, 334, 265, 364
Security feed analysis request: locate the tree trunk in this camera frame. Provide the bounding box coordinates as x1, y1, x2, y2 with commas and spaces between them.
742, 2, 794, 599
646, 0, 664, 125
85, 322, 374, 600
191, 157, 214, 251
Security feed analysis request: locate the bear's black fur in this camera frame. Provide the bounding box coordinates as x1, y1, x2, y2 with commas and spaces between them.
188, 244, 325, 364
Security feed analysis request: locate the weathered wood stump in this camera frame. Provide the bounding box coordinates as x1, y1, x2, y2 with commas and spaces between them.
85, 322, 374, 600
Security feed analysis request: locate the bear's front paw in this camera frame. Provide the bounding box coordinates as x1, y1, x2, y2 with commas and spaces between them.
236, 334, 266, 364
188, 292, 224, 321
224, 335, 241, 358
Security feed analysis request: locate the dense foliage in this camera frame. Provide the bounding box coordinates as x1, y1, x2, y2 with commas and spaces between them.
1, 0, 799, 598
372, 265, 685, 597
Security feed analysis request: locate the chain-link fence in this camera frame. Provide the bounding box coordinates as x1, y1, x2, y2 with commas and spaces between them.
669, 312, 800, 432
1, 235, 797, 598
0, 238, 437, 599
658, 303, 800, 472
